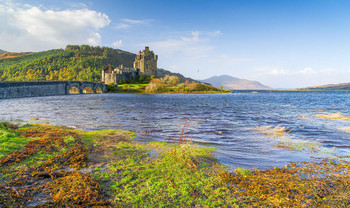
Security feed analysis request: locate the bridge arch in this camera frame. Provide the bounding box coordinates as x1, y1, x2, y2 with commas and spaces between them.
66, 82, 82, 94
95, 87, 103, 93
66, 81, 107, 94
0, 81, 106, 99
68, 86, 80, 94
82, 87, 94, 94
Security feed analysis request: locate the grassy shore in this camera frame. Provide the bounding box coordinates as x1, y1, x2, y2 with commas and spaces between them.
0, 122, 349, 207
108, 84, 232, 94
107, 79, 232, 94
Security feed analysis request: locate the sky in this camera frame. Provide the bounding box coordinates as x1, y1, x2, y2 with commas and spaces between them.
0, 0, 350, 88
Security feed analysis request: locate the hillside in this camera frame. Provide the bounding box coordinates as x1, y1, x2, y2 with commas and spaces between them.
203, 75, 271, 90
0, 46, 199, 83
157, 68, 198, 83
298, 82, 350, 90
0, 52, 32, 59
0, 45, 135, 82
0, 49, 6, 55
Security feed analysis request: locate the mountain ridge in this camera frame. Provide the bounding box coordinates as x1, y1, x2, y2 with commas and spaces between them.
298, 82, 350, 90
202, 75, 271, 90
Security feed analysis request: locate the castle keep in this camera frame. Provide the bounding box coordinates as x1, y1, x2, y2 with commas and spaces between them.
102, 47, 158, 85
134, 46, 158, 76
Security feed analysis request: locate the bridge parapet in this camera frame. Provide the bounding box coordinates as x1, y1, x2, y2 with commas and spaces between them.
0, 81, 106, 99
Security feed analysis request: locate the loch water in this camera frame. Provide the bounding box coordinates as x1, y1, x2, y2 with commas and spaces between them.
1, 91, 349, 170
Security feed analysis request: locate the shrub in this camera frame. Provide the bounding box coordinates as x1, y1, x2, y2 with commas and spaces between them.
145, 78, 164, 93
106, 83, 116, 92
122, 84, 130, 90
137, 75, 152, 84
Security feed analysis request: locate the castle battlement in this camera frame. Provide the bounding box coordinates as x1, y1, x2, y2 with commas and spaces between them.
134, 46, 158, 76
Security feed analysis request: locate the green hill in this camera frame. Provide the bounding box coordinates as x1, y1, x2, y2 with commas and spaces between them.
0, 49, 6, 55
0, 45, 135, 82
157, 68, 198, 83
0, 45, 201, 84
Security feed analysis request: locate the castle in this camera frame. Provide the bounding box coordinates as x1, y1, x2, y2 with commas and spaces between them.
102, 46, 158, 85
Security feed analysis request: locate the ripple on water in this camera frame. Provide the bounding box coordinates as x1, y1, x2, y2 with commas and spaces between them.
1, 92, 350, 170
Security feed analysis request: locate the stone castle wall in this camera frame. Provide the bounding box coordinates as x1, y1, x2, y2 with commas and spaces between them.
102, 47, 158, 85
101, 65, 116, 84
134, 46, 157, 76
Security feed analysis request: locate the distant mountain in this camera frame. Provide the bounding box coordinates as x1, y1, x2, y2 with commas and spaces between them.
298, 82, 350, 90
157, 68, 198, 83
202, 75, 271, 90
0, 49, 6, 55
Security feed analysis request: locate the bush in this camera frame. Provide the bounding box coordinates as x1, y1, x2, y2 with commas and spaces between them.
122, 84, 130, 90
106, 83, 120, 92
137, 75, 152, 84
145, 78, 164, 93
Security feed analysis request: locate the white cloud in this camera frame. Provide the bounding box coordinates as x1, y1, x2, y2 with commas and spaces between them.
207, 30, 222, 37
298, 67, 316, 74
112, 40, 123, 48
114, 18, 153, 30
115, 23, 130, 29
145, 30, 231, 79
87, 33, 102, 46
255, 67, 290, 75
182, 31, 200, 42
122, 19, 152, 24
151, 31, 213, 61
66, 2, 88, 9
0, 1, 110, 51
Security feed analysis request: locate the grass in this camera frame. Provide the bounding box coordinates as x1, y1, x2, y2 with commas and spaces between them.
0, 123, 349, 207
97, 142, 237, 207
107, 81, 232, 94
0, 124, 33, 159
120, 83, 148, 89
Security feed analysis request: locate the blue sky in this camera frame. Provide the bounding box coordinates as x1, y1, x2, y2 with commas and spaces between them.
1, 0, 350, 88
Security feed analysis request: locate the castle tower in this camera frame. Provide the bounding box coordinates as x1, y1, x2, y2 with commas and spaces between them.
102, 64, 116, 84
133, 46, 158, 76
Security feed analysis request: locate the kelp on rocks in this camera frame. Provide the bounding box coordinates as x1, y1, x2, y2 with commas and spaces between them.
0, 124, 109, 207
219, 158, 350, 207
0, 123, 349, 207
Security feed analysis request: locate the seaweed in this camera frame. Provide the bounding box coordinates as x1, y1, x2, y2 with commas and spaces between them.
1, 123, 349, 207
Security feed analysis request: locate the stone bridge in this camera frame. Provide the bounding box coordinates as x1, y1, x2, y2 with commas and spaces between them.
0, 81, 106, 99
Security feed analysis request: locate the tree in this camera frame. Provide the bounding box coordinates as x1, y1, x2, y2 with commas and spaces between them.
168, 75, 180, 86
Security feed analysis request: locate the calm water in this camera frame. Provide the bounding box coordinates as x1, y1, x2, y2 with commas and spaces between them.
1, 91, 349, 170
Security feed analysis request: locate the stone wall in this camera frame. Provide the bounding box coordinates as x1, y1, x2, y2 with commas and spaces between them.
102, 47, 158, 85
0, 81, 106, 99
102, 65, 116, 84
116, 70, 139, 83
